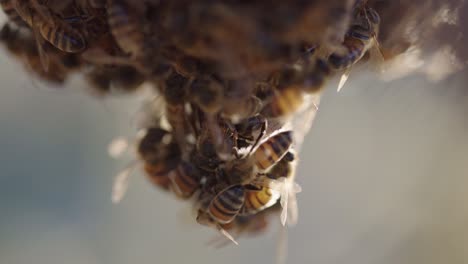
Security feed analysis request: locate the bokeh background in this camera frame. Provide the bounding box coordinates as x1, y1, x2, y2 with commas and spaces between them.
1, 11, 468, 264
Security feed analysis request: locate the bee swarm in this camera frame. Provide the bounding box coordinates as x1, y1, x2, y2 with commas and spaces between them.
1, 0, 465, 244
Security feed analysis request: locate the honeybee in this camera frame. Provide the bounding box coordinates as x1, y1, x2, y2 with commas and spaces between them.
197, 130, 293, 234
0, 0, 27, 27
12, 0, 87, 71
328, 5, 382, 91
240, 184, 280, 216
84, 65, 144, 96
0, 23, 81, 85
221, 79, 263, 123
260, 58, 330, 119
138, 128, 181, 190
207, 203, 279, 248
106, 0, 147, 60
223, 130, 293, 187
112, 126, 202, 202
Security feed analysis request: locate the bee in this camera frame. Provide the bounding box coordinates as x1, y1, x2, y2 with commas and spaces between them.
237, 153, 296, 218
161, 70, 192, 149
106, 0, 145, 59
327, 5, 382, 91
188, 75, 224, 115
11, 0, 86, 71
0, 0, 27, 27
138, 127, 201, 199
195, 117, 240, 162
198, 131, 293, 231
252, 130, 293, 171
207, 184, 245, 225
328, 7, 381, 69
0, 23, 81, 85
84, 65, 144, 96
138, 128, 181, 190
235, 115, 267, 151
260, 58, 330, 119
168, 160, 201, 199
207, 203, 279, 248
226, 130, 293, 185
240, 184, 280, 216
221, 79, 263, 123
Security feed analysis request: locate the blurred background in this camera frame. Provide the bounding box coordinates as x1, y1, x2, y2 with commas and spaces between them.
1, 11, 468, 264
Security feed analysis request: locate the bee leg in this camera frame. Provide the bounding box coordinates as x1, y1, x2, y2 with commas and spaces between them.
248, 118, 267, 155
232, 146, 241, 159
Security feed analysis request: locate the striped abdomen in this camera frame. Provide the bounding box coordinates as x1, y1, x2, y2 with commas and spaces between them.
208, 185, 245, 224
107, 0, 144, 56
38, 20, 86, 52
143, 163, 171, 190
261, 87, 304, 118
170, 161, 200, 199
240, 187, 279, 215
254, 131, 293, 171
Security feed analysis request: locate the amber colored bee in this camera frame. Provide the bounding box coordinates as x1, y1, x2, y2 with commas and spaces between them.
207, 184, 245, 224
195, 117, 239, 162
188, 76, 224, 115
198, 131, 293, 227
328, 6, 381, 70
240, 184, 280, 216
160, 70, 195, 151
106, 0, 145, 58
168, 160, 201, 199
0, 23, 81, 84
138, 127, 201, 199
221, 79, 263, 123
261, 59, 330, 119
15, 0, 87, 53
138, 128, 181, 191
84, 65, 144, 96
253, 130, 293, 171
240, 151, 295, 216
266, 151, 295, 180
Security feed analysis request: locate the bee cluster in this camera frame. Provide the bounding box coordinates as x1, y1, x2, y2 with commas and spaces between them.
1, 0, 414, 243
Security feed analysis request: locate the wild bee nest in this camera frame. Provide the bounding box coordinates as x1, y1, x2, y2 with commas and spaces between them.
1, 0, 465, 244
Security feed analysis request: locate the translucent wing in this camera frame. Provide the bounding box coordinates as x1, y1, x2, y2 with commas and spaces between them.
337, 69, 351, 92
289, 93, 321, 153
254, 174, 302, 226
276, 225, 288, 264
111, 161, 137, 204
31, 21, 50, 72
108, 136, 129, 159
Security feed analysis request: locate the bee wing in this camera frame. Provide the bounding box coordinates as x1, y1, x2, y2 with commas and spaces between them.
255, 175, 302, 226
218, 228, 239, 246
337, 68, 351, 92
368, 35, 386, 73
111, 161, 137, 204
276, 225, 288, 264
31, 22, 50, 72
289, 93, 321, 153
108, 136, 130, 159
